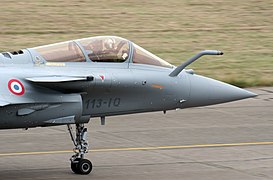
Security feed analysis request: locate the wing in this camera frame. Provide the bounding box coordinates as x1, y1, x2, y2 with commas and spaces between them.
0, 100, 10, 107
26, 76, 94, 83
26, 75, 94, 93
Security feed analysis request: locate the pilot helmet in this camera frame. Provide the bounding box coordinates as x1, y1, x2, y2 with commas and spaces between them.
104, 38, 116, 50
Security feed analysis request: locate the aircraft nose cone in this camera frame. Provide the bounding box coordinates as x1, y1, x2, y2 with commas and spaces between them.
186, 74, 257, 107
209, 79, 257, 103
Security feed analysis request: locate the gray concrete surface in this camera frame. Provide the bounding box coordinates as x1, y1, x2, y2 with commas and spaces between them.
0, 87, 272, 180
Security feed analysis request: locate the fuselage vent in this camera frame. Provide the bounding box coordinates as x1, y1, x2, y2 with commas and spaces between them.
10, 50, 24, 55
1, 52, 11, 59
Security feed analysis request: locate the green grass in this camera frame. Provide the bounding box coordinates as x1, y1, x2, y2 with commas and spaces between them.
0, 0, 272, 87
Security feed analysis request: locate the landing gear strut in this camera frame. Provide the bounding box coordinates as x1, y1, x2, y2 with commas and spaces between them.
67, 124, 92, 175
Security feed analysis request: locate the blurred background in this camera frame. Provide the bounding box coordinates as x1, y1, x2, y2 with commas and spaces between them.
0, 0, 272, 87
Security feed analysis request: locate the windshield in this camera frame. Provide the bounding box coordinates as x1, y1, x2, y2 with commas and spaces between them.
132, 43, 173, 68
78, 36, 129, 63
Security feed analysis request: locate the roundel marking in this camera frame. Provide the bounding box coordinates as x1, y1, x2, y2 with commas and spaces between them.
8, 79, 25, 96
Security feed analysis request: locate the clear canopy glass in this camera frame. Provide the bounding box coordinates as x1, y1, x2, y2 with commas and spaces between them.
33, 36, 173, 68
34, 41, 85, 62
132, 43, 173, 68
78, 36, 129, 63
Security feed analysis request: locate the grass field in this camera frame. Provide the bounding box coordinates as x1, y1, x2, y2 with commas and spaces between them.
0, 0, 272, 87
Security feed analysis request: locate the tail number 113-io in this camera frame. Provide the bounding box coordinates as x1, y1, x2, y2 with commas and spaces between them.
86, 98, 121, 109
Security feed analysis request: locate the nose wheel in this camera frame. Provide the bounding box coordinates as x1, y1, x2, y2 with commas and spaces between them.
67, 124, 93, 175
71, 158, 92, 174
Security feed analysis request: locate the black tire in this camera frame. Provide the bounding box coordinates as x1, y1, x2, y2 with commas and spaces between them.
71, 163, 80, 174
78, 159, 93, 175
71, 158, 81, 174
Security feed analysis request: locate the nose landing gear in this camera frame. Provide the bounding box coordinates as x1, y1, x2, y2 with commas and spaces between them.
67, 124, 92, 175
71, 158, 92, 174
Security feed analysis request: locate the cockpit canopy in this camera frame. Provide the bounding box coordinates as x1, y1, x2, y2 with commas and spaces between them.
78, 37, 130, 63
33, 36, 173, 68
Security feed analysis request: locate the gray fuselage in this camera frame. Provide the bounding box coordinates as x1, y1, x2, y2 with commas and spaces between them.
0, 37, 256, 129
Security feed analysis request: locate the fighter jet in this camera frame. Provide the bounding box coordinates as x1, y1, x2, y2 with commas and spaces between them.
0, 36, 256, 174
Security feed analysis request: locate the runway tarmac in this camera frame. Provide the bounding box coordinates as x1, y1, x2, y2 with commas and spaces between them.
0, 87, 272, 180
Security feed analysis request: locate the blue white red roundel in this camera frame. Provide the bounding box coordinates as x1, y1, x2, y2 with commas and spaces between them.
8, 79, 25, 96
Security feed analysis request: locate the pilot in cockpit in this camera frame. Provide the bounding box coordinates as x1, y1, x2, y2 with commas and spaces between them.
101, 38, 128, 62
84, 37, 129, 62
